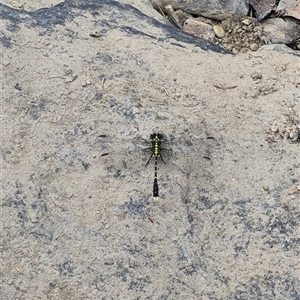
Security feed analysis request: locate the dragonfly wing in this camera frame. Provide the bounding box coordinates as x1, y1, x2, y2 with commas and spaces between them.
98, 135, 151, 176
169, 135, 216, 175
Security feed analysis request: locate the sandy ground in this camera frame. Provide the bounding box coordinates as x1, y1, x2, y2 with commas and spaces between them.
1, 0, 300, 299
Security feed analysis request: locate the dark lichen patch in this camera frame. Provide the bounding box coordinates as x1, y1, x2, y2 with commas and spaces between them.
30, 2, 75, 27
234, 272, 300, 300
0, 33, 12, 48
129, 276, 151, 292
58, 260, 74, 277
120, 197, 148, 218
30, 228, 54, 244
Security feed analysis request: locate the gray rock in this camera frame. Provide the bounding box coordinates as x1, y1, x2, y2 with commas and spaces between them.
248, 0, 277, 20
151, 0, 300, 54
259, 43, 300, 56
261, 17, 300, 44
183, 18, 214, 40
152, 0, 249, 21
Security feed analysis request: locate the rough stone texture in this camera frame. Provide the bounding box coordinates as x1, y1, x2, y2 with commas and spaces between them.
152, 0, 249, 20
183, 18, 214, 40
261, 17, 300, 44
248, 0, 278, 20
152, 0, 300, 53
260, 43, 300, 56
1, 0, 300, 299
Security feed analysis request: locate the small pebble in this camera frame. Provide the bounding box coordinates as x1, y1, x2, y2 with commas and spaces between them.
82, 79, 92, 87
263, 186, 269, 191
290, 128, 300, 141
28, 210, 39, 223
89, 31, 101, 37
289, 185, 298, 195
251, 72, 262, 80
232, 48, 238, 54
213, 25, 225, 38
289, 131, 295, 139
250, 43, 259, 51
271, 125, 278, 133
241, 19, 251, 26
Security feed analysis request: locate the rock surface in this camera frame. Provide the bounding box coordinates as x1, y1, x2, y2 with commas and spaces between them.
152, 0, 300, 53
248, 0, 278, 20
152, 0, 249, 20
261, 17, 300, 44
2, 0, 300, 299
0, 0, 229, 54
183, 18, 214, 40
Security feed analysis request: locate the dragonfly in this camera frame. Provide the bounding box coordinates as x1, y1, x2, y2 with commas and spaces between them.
99, 132, 214, 201
100, 133, 175, 200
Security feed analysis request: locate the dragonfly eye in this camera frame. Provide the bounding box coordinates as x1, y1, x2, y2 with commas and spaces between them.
157, 133, 164, 140
150, 133, 156, 140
